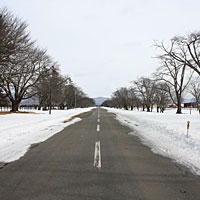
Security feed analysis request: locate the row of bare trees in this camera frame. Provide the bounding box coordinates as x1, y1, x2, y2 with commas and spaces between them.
33, 65, 94, 110
102, 78, 171, 113
103, 32, 200, 114
0, 8, 94, 111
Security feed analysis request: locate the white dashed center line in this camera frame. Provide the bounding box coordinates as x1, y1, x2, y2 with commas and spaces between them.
94, 141, 101, 169
97, 124, 100, 132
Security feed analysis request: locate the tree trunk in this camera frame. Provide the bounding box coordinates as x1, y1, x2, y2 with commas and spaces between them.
176, 93, 182, 114
42, 104, 48, 111
176, 101, 182, 114
11, 101, 20, 112
146, 105, 150, 112
124, 104, 128, 110
196, 103, 199, 114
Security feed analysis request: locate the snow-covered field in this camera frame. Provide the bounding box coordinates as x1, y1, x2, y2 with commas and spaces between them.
106, 107, 200, 175
1, 106, 200, 176
0, 108, 94, 163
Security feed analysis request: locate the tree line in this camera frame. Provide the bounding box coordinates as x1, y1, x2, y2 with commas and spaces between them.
0, 8, 94, 111
103, 32, 200, 114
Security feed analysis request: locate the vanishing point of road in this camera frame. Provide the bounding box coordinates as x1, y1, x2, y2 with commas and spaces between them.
0, 108, 200, 200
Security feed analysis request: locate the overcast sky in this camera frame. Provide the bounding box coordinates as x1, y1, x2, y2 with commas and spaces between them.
1, 0, 200, 98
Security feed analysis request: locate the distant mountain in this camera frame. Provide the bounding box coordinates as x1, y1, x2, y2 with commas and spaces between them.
20, 97, 39, 105
93, 97, 109, 106
182, 98, 196, 104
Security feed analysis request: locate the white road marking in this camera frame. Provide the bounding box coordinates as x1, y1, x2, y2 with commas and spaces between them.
94, 141, 101, 169
97, 108, 100, 118
97, 119, 100, 123
97, 124, 100, 132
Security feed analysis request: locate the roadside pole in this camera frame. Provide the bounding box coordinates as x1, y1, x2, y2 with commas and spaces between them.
187, 121, 190, 138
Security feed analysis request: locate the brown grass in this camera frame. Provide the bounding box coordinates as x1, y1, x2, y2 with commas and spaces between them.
63, 113, 83, 123
0, 111, 35, 115
0, 162, 5, 169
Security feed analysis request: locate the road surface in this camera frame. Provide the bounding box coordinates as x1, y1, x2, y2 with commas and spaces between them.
0, 108, 200, 200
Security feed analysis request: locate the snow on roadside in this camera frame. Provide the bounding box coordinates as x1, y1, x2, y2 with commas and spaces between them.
0, 107, 94, 163
105, 107, 200, 175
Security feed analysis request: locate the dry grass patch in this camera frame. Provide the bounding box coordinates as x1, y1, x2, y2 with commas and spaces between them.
63, 113, 83, 123
0, 111, 35, 115
0, 163, 5, 169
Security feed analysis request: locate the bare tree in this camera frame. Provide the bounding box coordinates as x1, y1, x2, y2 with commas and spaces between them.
112, 87, 129, 110
101, 99, 114, 107
0, 8, 52, 111
63, 84, 77, 109
0, 8, 93, 112
154, 57, 193, 114
0, 87, 8, 107
155, 32, 200, 76
34, 65, 71, 110
35, 69, 93, 110
0, 8, 32, 66
134, 77, 156, 112
73, 87, 84, 108
49, 66, 71, 109
79, 97, 95, 108
189, 76, 200, 112
34, 69, 50, 110
154, 82, 171, 113
62, 84, 87, 109
0, 46, 51, 111
67, 85, 94, 108
128, 87, 141, 110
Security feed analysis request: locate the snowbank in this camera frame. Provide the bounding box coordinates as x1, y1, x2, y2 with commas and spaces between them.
106, 107, 200, 175
0, 108, 94, 163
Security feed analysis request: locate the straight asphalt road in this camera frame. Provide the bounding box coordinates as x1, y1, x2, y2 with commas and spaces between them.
0, 108, 200, 200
